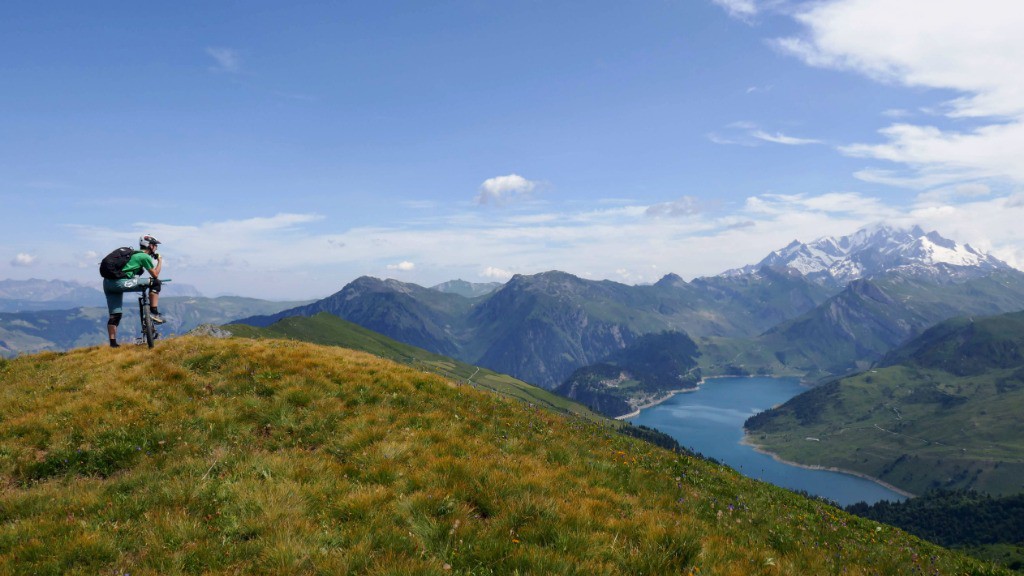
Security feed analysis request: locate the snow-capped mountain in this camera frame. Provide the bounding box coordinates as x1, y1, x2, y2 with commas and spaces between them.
724, 224, 1013, 286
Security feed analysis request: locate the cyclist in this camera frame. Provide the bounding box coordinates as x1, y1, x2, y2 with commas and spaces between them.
103, 234, 165, 348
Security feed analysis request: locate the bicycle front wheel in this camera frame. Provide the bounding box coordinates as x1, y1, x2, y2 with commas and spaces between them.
140, 300, 155, 348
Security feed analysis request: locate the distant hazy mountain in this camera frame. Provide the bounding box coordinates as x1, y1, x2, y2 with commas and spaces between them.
0, 278, 203, 311
430, 279, 503, 298
159, 282, 203, 297
0, 296, 311, 357
724, 224, 1013, 287
0, 279, 104, 312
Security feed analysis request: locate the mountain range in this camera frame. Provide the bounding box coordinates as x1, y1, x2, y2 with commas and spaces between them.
725, 224, 1013, 287
0, 278, 202, 312
6, 224, 1024, 394
237, 224, 1024, 390
0, 294, 311, 357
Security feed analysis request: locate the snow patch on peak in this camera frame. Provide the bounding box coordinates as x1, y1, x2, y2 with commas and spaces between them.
721, 223, 1012, 286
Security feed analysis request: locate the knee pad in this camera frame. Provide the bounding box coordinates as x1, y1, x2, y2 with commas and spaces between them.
107, 313, 123, 327
151, 278, 162, 293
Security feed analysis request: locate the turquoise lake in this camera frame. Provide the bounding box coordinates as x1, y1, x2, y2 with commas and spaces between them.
627, 376, 908, 506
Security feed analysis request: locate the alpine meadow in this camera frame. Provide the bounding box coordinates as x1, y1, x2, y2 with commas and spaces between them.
0, 336, 1011, 575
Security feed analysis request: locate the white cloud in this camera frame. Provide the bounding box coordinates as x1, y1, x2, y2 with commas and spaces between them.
907, 193, 1024, 269
953, 183, 992, 198
68, 212, 323, 272
77, 250, 100, 269
480, 266, 513, 280
743, 192, 896, 220
11, 253, 36, 267
882, 109, 912, 119
475, 174, 538, 205
840, 122, 1024, 183
43, 188, 1024, 299
646, 196, 700, 218
776, 0, 1024, 187
712, 0, 759, 20
206, 47, 242, 73
751, 130, 823, 146
915, 182, 992, 206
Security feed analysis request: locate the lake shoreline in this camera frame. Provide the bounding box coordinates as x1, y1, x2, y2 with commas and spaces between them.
613, 387, 698, 420
626, 375, 910, 505
739, 434, 916, 500
614, 374, 803, 420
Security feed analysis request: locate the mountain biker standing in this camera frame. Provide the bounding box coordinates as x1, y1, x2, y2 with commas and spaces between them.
103, 234, 165, 348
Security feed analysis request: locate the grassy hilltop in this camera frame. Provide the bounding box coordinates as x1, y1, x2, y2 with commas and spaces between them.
225, 312, 604, 423
0, 337, 1011, 575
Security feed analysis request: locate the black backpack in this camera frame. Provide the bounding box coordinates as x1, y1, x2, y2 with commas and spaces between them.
99, 247, 138, 280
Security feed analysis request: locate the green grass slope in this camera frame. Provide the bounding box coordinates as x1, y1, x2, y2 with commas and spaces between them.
0, 337, 1009, 575
226, 313, 602, 422
746, 312, 1024, 496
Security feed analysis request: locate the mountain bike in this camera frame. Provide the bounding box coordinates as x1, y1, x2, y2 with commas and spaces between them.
137, 279, 170, 348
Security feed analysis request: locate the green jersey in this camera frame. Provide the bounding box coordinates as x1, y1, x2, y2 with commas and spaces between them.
122, 252, 156, 279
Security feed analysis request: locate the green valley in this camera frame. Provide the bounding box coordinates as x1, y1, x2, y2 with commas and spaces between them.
746, 311, 1024, 497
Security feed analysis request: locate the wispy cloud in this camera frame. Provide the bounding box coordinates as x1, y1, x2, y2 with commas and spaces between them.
711, 0, 759, 21
646, 196, 701, 218
916, 182, 992, 205
206, 47, 242, 73
401, 200, 438, 210
743, 192, 896, 220
751, 130, 823, 146
882, 108, 912, 119
710, 123, 821, 146
387, 261, 416, 271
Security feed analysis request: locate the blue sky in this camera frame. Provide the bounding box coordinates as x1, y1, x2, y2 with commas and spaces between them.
3, 0, 1023, 299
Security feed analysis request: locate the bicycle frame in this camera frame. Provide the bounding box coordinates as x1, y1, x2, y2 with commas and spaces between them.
136, 278, 171, 348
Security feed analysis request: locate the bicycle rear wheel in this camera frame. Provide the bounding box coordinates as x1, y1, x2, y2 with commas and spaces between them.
140, 297, 155, 348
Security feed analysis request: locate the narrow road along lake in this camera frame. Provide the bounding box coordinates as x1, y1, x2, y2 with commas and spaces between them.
627, 376, 908, 506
